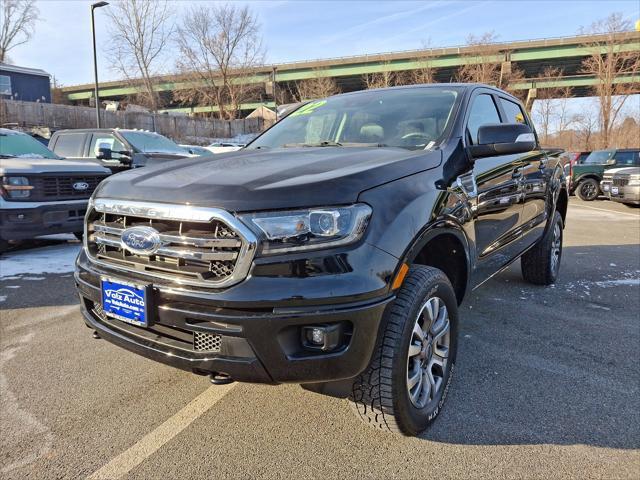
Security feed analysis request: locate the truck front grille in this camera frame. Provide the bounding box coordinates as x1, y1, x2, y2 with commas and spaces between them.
40, 175, 104, 199
86, 200, 256, 288
612, 178, 629, 187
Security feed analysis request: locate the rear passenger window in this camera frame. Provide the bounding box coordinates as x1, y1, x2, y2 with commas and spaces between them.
499, 98, 527, 125
52, 133, 85, 157
467, 94, 501, 144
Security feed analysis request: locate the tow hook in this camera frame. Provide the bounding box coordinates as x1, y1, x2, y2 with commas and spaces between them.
209, 372, 234, 385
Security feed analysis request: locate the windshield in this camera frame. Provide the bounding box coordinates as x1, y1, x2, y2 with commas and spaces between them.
0, 131, 60, 159
248, 87, 461, 150
120, 131, 185, 155
583, 150, 614, 165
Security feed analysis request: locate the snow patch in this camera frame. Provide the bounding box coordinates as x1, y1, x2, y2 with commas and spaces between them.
0, 244, 80, 278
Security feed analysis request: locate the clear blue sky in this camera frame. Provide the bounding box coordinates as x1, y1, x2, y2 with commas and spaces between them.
9, 0, 640, 86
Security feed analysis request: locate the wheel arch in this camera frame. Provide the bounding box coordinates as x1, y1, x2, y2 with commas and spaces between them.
401, 222, 471, 305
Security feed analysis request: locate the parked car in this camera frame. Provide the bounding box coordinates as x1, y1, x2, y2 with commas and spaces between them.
179, 144, 215, 157
569, 148, 640, 201
205, 142, 245, 154
601, 167, 640, 206
49, 128, 193, 173
561, 151, 590, 191
0, 128, 110, 252
75, 84, 567, 436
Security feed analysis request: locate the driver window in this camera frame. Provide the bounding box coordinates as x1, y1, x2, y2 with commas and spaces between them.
90, 134, 125, 159
467, 94, 501, 144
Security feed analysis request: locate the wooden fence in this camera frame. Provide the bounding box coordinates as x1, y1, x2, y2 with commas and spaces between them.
0, 99, 267, 141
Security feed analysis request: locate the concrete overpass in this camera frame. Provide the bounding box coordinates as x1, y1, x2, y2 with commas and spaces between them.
61, 31, 640, 114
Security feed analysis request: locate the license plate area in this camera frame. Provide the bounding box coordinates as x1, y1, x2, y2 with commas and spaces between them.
611, 186, 619, 195
101, 278, 151, 327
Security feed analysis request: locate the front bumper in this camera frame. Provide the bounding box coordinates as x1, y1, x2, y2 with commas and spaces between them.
75, 243, 397, 384
610, 185, 640, 204
0, 200, 88, 240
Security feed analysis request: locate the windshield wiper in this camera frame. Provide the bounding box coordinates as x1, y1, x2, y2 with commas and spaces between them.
283, 141, 343, 148
0, 154, 17, 158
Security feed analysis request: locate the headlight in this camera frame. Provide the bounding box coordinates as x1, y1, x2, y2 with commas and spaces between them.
1, 176, 33, 199
628, 178, 640, 186
238, 204, 372, 255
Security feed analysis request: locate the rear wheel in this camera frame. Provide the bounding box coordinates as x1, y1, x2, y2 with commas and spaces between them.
521, 210, 563, 285
349, 265, 458, 436
576, 178, 599, 201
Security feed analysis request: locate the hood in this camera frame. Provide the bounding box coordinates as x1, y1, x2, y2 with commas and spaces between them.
95, 147, 441, 212
0, 157, 111, 175
604, 166, 640, 177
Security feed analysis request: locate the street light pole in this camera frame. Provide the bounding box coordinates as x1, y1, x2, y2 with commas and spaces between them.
91, 1, 109, 128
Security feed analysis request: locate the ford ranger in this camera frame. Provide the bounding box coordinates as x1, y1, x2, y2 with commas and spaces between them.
75, 84, 567, 436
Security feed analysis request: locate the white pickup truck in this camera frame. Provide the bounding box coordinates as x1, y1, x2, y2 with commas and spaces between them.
0, 129, 110, 252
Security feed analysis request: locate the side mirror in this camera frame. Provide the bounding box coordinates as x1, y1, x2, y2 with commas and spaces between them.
606, 158, 616, 165
468, 123, 536, 159
97, 147, 112, 160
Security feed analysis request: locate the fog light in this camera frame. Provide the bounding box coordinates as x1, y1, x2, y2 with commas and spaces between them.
302, 323, 344, 351
309, 327, 324, 345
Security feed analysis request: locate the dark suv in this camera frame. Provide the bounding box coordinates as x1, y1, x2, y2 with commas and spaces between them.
75, 84, 567, 436
569, 149, 640, 201
48, 128, 192, 173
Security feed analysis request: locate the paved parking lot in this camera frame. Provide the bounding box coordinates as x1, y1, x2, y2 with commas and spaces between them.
1, 198, 639, 479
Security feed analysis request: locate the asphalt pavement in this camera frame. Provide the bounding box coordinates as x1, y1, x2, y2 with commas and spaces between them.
1, 198, 639, 479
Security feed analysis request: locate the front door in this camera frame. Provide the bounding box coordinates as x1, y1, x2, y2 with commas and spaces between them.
465, 92, 525, 287
497, 96, 549, 249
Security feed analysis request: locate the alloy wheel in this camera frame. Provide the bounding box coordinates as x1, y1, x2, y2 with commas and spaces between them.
406, 296, 450, 408
550, 221, 562, 274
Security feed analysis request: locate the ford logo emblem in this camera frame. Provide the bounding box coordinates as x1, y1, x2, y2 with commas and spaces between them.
120, 226, 162, 255
73, 182, 89, 191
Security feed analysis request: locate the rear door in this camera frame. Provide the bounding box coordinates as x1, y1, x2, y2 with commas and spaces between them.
466, 90, 525, 286
50, 132, 89, 161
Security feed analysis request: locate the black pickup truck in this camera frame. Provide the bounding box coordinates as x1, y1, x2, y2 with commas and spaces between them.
75, 84, 567, 436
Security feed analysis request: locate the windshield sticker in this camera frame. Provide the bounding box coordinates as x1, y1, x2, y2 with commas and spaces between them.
290, 100, 327, 117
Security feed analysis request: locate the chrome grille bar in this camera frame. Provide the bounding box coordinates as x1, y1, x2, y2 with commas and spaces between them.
85, 199, 257, 288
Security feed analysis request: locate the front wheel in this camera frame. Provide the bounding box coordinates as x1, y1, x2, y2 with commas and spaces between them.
349, 265, 458, 436
576, 178, 599, 201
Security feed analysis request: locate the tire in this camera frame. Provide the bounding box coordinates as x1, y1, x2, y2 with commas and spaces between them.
576, 178, 599, 201
521, 210, 563, 285
349, 265, 458, 436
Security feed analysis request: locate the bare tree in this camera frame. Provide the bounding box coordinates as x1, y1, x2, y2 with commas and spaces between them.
573, 107, 599, 151
293, 70, 340, 102
0, 0, 39, 63
456, 32, 525, 95
106, 0, 173, 112
175, 3, 265, 119
362, 60, 408, 89
532, 67, 573, 145
408, 56, 437, 85
579, 13, 640, 148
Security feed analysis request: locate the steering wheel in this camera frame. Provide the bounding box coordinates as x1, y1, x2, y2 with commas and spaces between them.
401, 132, 431, 140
